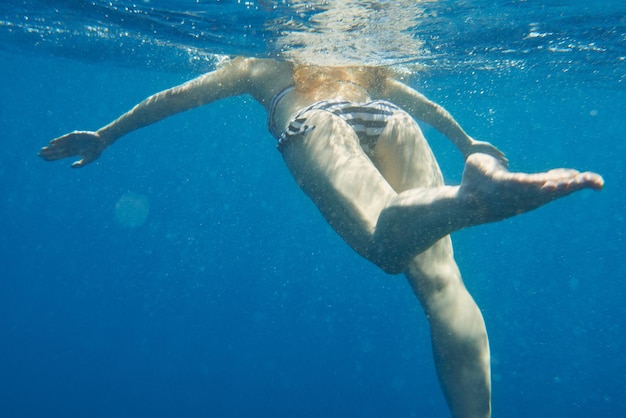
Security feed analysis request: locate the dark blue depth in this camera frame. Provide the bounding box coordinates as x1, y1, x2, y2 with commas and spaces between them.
1, 9, 625, 417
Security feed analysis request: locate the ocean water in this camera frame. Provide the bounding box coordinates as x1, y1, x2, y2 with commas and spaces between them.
1, 1, 625, 417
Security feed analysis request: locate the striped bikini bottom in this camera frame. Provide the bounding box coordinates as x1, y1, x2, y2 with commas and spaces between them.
277, 100, 401, 155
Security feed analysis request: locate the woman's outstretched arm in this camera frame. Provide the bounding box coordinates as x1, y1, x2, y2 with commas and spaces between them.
380, 78, 507, 165
39, 57, 256, 167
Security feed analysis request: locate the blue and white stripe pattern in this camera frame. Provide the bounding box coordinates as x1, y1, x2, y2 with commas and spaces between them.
278, 100, 401, 153
268, 85, 296, 139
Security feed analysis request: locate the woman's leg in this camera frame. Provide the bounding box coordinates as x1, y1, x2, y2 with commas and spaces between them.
371, 111, 491, 418
281, 108, 601, 417
280, 109, 463, 274
280, 109, 397, 262
407, 247, 491, 418
280, 108, 602, 274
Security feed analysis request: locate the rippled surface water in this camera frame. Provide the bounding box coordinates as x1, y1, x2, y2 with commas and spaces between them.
2, 0, 624, 82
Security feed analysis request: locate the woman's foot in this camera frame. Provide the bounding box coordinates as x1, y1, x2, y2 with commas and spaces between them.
459, 153, 604, 223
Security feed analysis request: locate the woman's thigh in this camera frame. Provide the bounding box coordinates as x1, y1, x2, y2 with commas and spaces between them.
280, 109, 397, 259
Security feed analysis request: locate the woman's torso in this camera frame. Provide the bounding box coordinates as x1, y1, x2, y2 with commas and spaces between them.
246, 59, 377, 138
270, 81, 373, 137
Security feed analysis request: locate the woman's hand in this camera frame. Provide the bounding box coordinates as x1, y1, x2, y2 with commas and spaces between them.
39, 130, 108, 168
462, 138, 508, 167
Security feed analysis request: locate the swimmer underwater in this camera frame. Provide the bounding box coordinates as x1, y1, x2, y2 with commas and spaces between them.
39, 57, 604, 418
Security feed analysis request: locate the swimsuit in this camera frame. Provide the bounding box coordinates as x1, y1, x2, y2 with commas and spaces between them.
267, 86, 401, 154
267, 85, 296, 139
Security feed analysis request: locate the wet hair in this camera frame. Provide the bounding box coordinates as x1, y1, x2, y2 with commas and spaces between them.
292, 64, 389, 94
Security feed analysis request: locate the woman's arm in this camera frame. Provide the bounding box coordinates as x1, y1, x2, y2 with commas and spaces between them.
380, 78, 507, 164
39, 57, 256, 167
98, 58, 254, 144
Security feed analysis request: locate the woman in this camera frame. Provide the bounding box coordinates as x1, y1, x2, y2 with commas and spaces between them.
39, 57, 603, 418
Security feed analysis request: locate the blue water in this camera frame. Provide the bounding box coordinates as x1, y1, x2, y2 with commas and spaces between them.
1, 1, 625, 417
